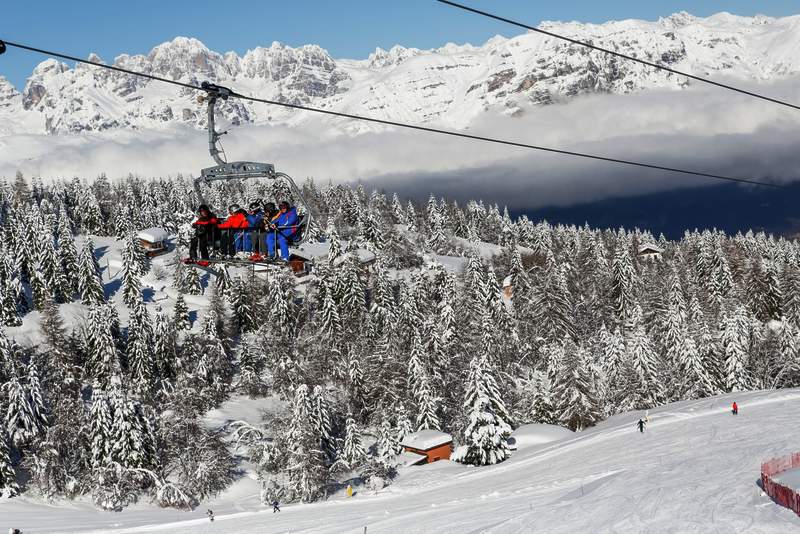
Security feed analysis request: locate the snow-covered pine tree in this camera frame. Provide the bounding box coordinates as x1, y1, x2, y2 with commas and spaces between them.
120, 234, 144, 307
626, 316, 661, 408
376, 419, 401, 463
78, 239, 106, 306
4, 373, 46, 447
152, 306, 178, 383
553, 341, 600, 431
774, 317, 800, 388
514, 371, 558, 425
335, 414, 367, 472
85, 305, 122, 387
284, 385, 329, 503
708, 238, 733, 307
532, 249, 576, 342
228, 275, 257, 334
675, 328, 716, 399
127, 300, 155, 397
29, 264, 51, 311
407, 331, 440, 431
27, 361, 49, 435
109, 380, 154, 469
172, 292, 191, 330
425, 195, 449, 253
746, 258, 782, 322
0, 429, 18, 497
0, 278, 21, 327
39, 298, 75, 385
56, 208, 79, 296
452, 349, 513, 466
720, 306, 752, 392
39, 233, 69, 302
610, 240, 638, 328
89, 386, 113, 468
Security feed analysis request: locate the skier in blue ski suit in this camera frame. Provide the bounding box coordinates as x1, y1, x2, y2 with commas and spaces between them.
265, 201, 299, 260
244, 202, 264, 253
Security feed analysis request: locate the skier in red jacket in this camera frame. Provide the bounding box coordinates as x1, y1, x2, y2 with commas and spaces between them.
218, 204, 249, 256
187, 204, 218, 263
732, 401, 738, 415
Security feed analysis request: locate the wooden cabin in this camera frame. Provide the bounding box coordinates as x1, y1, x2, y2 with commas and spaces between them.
400, 430, 453, 464
502, 275, 513, 300
137, 227, 169, 257
637, 243, 664, 261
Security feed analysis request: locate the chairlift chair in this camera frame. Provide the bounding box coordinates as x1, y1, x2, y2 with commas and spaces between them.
186, 82, 314, 274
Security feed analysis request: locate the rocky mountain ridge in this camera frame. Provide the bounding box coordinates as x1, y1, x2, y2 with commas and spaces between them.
3, 11, 800, 135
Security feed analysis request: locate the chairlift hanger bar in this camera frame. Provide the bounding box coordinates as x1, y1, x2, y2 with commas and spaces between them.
435, 0, 800, 112
0, 38, 781, 188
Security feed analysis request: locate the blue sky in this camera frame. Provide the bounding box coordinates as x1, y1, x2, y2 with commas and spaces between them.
1, 0, 799, 89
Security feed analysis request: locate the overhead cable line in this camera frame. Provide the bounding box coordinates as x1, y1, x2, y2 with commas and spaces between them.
436, 0, 800, 112
0, 38, 780, 188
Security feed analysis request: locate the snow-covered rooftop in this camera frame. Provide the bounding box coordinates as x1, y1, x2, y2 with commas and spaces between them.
637, 243, 664, 254
397, 451, 428, 467
401, 430, 453, 450
137, 227, 168, 243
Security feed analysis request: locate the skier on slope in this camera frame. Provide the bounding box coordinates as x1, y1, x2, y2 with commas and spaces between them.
272, 500, 281, 513
207, 509, 215, 522
636, 418, 646, 433
732, 401, 738, 415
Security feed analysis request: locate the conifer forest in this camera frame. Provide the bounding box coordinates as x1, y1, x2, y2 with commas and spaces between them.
0, 171, 798, 510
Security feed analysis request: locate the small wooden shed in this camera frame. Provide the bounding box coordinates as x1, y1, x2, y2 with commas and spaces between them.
400, 430, 453, 464
637, 243, 664, 261
137, 227, 169, 257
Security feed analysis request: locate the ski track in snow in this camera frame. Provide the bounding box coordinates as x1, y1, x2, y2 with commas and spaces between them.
4, 389, 800, 533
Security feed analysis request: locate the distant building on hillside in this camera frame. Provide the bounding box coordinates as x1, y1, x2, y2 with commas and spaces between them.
400, 430, 453, 465
137, 227, 169, 257
502, 275, 513, 300
637, 243, 664, 261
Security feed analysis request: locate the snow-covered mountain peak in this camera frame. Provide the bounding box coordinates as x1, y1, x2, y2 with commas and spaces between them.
658, 11, 698, 29
146, 36, 228, 80
0, 76, 20, 109
367, 45, 422, 69
5, 10, 800, 134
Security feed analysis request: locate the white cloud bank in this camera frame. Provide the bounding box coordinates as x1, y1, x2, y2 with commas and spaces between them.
3, 76, 800, 209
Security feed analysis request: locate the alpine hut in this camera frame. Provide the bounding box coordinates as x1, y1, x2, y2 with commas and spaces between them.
400, 430, 453, 464
137, 227, 169, 257
637, 243, 664, 261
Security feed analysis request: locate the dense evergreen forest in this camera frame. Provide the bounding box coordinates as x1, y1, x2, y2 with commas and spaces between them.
0, 171, 798, 509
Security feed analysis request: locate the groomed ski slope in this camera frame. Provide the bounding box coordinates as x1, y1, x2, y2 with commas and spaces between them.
5, 389, 800, 533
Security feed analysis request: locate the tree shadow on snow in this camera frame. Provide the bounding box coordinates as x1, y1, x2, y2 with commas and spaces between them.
94, 245, 110, 260
104, 279, 121, 300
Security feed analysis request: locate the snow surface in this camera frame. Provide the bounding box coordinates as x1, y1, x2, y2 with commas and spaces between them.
5, 389, 800, 533
773, 467, 800, 492
399, 429, 453, 450
508, 423, 574, 450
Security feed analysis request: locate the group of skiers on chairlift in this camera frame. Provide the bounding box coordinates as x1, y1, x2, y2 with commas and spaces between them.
185, 200, 300, 266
